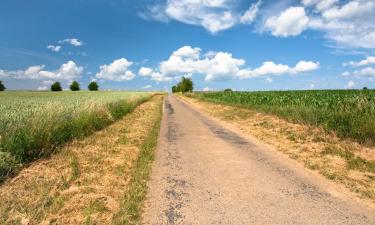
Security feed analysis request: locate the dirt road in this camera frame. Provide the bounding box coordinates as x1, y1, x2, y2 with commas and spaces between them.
142, 95, 375, 224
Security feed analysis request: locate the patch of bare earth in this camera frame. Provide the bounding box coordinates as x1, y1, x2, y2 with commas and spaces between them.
0, 95, 164, 225
180, 95, 375, 204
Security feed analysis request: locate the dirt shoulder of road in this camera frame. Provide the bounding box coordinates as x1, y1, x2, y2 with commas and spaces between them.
0, 95, 164, 225
179, 95, 375, 206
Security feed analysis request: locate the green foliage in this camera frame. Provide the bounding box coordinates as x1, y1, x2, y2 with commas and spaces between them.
0, 81, 5, 91
51, 82, 62, 92
171, 77, 193, 93
88, 81, 99, 91
70, 81, 80, 91
363, 87, 368, 90
193, 90, 375, 145
0, 91, 152, 181
224, 88, 232, 92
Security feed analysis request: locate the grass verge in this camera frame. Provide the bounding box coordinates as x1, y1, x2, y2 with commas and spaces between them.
113, 97, 163, 224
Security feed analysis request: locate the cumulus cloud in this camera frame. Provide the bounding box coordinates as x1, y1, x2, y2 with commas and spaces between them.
96, 58, 135, 81
47, 45, 61, 52
260, 0, 375, 49
138, 45, 319, 82
141, 0, 261, 33
0, 61, 83, 80
344, 56, 375, 67
59, 38, 83, 46
264, 7, 309, 37
236, 60, 319, 79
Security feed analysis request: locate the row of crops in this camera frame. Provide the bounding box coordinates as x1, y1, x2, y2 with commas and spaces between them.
0, 91, 152, 181
191, 90, 375, 145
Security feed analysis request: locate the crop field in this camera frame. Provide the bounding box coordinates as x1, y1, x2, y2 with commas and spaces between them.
191, 90, 375, 145
0, 91, 152, 181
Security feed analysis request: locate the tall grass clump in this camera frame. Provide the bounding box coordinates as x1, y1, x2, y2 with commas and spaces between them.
0, 91, 152, 181
191, 90, 375, 145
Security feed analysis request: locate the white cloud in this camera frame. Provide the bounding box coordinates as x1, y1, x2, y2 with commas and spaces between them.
158, 46, 245, 81
236, 60, 319, 79
344, 56, 375, 67
307, 0, 375, 49
142, 0, 260, 33
265, 77, 273, 83
37, 86, 48, 91
139, 45, 319, 82
47, 45, 61, 52
42, 80, 54, 85
0, 61, 83, 80
347, 80, 355, 88
142, 84, 152, 89
322, 1, 374, 20
353, 67, 375, 77
138, 67, 172, 82
240, 1, 261, 24
342, 71, 350, 76
264, 7, 309, 37
59, 38, 83, 46
96, 58, 135, 81
302, 0, 338, 11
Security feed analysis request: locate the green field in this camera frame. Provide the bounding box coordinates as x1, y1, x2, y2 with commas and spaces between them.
0, 91, 152, 181
190, 90, 375, 145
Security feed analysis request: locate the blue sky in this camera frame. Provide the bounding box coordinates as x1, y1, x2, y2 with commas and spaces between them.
0, 0, 375, 91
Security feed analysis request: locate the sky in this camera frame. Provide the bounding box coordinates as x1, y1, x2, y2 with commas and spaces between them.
0, 0, 375, 91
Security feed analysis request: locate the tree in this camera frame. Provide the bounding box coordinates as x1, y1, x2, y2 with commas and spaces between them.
0, 81, 5, 91
172, 77, 193, 93
224, 88, 232, 92
363, 87, 368, 90
88, 81, 99, 91
51, 82, 62, 91
70, 81, 80, 91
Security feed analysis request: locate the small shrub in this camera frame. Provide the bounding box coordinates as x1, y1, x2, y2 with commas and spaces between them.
51, 82, 62, 91
70, 81, 80, 91
88, 81, 99, 91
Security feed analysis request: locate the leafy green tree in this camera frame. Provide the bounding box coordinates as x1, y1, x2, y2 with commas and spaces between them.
70, 81, 80, 91
88, 81, 99, 91
51, 82, 62, 91
172, 77, 193, 93
363, 87, 368, 90
0, 81, 5, 91
224, 88, 232, 92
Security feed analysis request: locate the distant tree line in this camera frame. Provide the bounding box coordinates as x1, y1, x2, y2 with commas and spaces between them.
50, 81, 99, 91
172, 77, 194, 93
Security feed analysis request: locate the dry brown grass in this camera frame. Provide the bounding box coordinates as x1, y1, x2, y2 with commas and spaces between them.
180, 95, 375, 203
0, 95, 164, 225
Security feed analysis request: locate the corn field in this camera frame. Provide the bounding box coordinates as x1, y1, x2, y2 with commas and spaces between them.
0, 91, 152, 181
191, 90, 375, 145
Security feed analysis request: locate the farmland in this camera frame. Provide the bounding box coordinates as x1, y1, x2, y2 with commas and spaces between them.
190, 90, 375, 145
0, 91, 152, 181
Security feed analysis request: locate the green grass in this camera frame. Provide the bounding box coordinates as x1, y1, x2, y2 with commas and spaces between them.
113, 97, 163, 225
189, 90, 375, 145
0, 91, 152, 182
